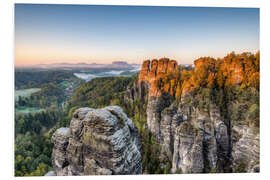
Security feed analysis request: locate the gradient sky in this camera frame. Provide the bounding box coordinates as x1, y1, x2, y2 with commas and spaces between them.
15, 4, 259, 66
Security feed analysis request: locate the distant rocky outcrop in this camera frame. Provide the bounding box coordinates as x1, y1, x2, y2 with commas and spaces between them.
50, 106, 142, 176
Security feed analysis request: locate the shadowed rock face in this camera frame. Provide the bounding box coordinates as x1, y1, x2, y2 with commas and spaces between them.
51, 106, 142, 176
231, 125, 260, 172
170, 105, 230, 173
51, 128, 71, 175
172, 121, 204, 173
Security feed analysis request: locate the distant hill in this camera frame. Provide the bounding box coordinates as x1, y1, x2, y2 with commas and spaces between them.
24, 61, 140, 70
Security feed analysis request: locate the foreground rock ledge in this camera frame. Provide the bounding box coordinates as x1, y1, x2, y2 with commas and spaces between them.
50, 106, 142, 176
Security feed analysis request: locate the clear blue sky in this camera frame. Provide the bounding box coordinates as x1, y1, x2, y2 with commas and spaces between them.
15, 4, 259, 66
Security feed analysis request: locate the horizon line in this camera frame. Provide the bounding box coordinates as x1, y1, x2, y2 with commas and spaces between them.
14, 49, 260, 68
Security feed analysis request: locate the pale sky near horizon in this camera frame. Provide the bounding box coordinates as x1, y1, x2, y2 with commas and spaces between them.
15, 4, 259, 66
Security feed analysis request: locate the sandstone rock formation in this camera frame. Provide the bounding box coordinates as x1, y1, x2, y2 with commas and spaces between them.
138, 58, 178, 97
137, 58, 179, 145
170, 104, 230, 173
51, 127, 71, 175
134, 54, 259, 173
51, 106, 142, 176
138, 54, 257, 99
172, 121, 204, 173
231, 125, 260, 172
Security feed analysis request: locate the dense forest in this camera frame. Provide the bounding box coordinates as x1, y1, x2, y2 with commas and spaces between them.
14, 70, 83, 176
15, 70, 82, 90
15, 110, 62, 176
70, 76, 134, 108
16, 83, 65, 109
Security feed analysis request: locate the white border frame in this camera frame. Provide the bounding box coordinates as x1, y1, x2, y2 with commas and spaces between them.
1, 0, 269, 180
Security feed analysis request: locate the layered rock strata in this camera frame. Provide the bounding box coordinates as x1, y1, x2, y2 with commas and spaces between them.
51, 106, 142, 176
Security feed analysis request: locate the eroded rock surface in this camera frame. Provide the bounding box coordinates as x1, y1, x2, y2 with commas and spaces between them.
51, 106, 142, 176
232, 125, 260, 172
171, 104, 229, 173
51, 127, 70, 176
138, 58, 178, 97
172, 121, 204, 173
136, 56, 259, 173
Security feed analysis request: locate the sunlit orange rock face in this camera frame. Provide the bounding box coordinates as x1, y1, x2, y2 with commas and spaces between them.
220, 56, 247, 86
138, 60, 150, 83
138, 52, 259, 98
138, 58, 178, 97
178, 57, 216, 97
216, 52, 259, 88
